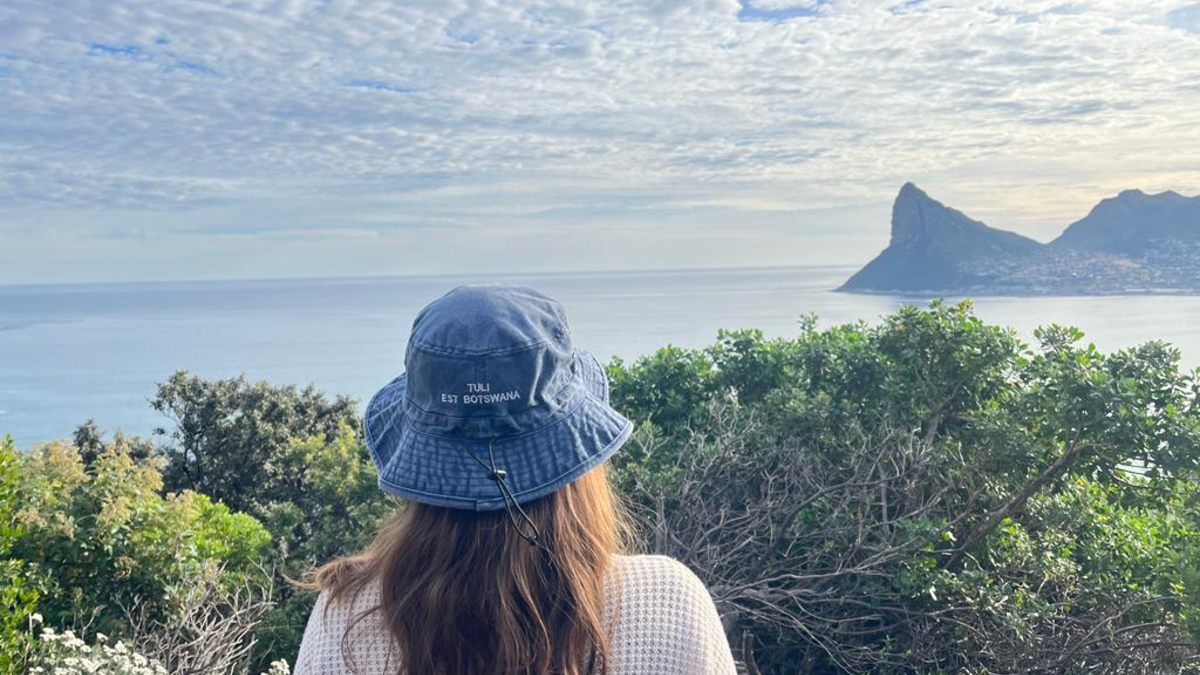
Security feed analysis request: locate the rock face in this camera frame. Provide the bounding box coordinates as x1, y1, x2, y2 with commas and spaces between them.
1052, 189, 1200, 255
841, 184, 1200, 295
841, 183, 1042, 293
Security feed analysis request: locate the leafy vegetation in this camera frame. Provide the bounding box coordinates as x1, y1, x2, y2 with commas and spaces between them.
247, 423, 391, 662
3, 302, 1199, 674
151, 372, 360, 517
148, 372, 389, 663
1, 435, 38, 673
608, 301, 1200, 674
11, 436, 271, 638
30, 623, 293, 675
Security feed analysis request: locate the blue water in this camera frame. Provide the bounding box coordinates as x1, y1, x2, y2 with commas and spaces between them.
3, 265, 1200, 448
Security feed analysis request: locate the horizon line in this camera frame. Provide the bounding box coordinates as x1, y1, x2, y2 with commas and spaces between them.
0, 262, 861, 291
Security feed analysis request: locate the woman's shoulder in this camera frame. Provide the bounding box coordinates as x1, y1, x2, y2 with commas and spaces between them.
309, 578, 385, 630
295, 581, 396, 675
604, 554, 736, 674
605, 554, 723, 628
608, 553, 713, 595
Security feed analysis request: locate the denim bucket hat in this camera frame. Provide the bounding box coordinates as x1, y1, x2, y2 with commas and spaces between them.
364, 284, 634, 512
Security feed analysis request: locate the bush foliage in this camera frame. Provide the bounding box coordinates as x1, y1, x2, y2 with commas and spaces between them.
11, 437, 271, 638
4, 301, 1199, 674
1, 435, 38, 673
608, 301, 1200, 674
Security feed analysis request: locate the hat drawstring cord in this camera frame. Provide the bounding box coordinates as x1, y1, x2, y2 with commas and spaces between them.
461, 439, 553, 558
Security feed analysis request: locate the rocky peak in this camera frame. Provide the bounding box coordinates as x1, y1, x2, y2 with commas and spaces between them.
1054, 188, 1200, 253
890, 182, 940, 245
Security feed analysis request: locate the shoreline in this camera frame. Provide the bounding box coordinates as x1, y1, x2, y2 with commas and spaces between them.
836, 286, 1200, 299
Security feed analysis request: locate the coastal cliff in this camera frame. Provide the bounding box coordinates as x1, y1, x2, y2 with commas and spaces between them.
841, 184, 1200, 294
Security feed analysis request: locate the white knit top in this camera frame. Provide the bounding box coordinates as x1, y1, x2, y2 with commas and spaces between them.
293, 554, 737, 675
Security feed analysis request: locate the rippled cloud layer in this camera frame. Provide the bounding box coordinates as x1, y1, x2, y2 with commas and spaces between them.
2, 0, 1198, 281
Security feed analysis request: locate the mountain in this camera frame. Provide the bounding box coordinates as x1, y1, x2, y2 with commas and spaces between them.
1052, 189, 1200, 255
841, 184, 1200, 295
841, 183, 1043, 292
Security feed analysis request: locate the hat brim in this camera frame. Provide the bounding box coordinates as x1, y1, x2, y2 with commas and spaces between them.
363, 348, 633, 511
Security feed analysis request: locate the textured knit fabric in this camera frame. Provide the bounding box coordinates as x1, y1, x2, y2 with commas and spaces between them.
293, 554, 738, 675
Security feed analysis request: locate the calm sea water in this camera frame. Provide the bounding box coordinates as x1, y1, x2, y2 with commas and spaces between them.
3, 265, 1199, 448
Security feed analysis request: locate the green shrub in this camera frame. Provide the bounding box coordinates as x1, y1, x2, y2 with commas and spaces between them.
12, 301, 1199, 673
1, 435, 38, 675
152, 371, 359, 516
252, 423, 391, 662
11, 436, 272, 639
609, 301, 1200, 674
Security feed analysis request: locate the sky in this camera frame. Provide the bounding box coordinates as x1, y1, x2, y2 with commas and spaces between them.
1, 0, 1199, 284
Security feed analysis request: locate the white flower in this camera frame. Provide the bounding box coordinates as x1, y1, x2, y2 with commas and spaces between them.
34, 624, 174, 675
29, 612, 44, 625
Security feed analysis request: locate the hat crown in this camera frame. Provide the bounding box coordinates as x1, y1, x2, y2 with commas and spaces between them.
402, 284, 578, 439
363, 284, 634, 510
408, 285, 570, 357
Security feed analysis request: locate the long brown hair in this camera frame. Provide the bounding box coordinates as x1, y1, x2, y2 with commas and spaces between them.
309, 463, 631, 675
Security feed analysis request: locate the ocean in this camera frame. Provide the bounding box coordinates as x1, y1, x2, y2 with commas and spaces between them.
3, 265, 1200, 448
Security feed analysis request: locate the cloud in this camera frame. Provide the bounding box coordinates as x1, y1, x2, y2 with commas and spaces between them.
0, 0, 1199, 281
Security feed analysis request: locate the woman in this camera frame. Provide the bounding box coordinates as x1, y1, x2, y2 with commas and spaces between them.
294, 284, 737, 675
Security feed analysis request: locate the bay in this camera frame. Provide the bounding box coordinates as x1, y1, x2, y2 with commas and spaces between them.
2, 265, 1199, 448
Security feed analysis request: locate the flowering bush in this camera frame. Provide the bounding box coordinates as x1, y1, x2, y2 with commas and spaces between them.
31, 619, 291, 675
32, 626, 166, 675
259, 661, 291, 675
